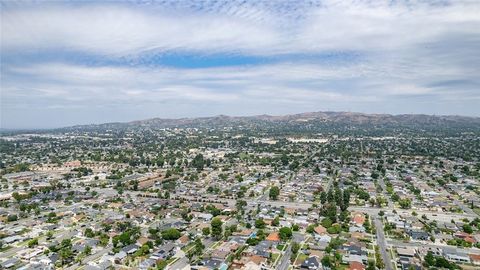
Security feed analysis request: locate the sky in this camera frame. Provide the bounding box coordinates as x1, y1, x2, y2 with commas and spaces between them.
1, 0, 480, 129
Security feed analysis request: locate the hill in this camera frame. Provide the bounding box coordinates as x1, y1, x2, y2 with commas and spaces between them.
59, 111, 480, 136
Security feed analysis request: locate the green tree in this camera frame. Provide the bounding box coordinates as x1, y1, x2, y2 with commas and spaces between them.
291, 241, 300, 254
279, 227, 292, 241
424, 251, 435, 266
269, 186, 280, 200
12, 192, 23, 202
192, 154, 205, 171
462, 224, 473, 234
320, 191, 327, 204
211, 217, 223, 239
272, 216, 280, 227
27, 238, 38, 248
161, 228, 181, 240
321, 217, 333, 228
83, 245, 92, 256
399, 198, 412, 209
84, 228, 95, 238
321, 256, 332, 267
194, 238, 204, 255
306, 224, 315, 234
255, 218, 266, 229
7, 214, 18, 222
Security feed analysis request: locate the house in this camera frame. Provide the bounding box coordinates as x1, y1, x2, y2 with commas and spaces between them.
212, 242, 239, 260
2, 235, 23, 244
112, 251, 127, 264
301, 256, 320, 270
139, 258, 156, 270
397, 247, 416, 258
343, 244, 367, 257
342, 244, 368, 264
266, 232, 280, 242
151, 243, 176, 260
469, 254, 480, 266
254, 241, 273, 258
231, 255, 266, 270
137, 236, 150, 246
0, 258, 19, 269
454, 232, 477, 244
407, 230, 429, 241
349, 226, 366, 233
197, 258, 227, 270
195, 213, 213, 221
443, 249, 470, 264
313, 225, 326, 236
399, 262, 421, 270
122, 244, 139, 255
349, 261, 365, 270
352, 213, 365, 226
233, 229, 253, 237
316, 233, 331, 244
85, 260, 112, 270
350, 232, 366, 240
229, 236, 248, 245
48, 253, 60, 265
177, 234, 189, 246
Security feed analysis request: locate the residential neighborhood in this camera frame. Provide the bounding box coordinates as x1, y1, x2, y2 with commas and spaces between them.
1, 119, 479, 270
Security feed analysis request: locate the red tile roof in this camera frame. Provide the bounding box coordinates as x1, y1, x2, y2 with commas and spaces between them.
349, 261, 365, 270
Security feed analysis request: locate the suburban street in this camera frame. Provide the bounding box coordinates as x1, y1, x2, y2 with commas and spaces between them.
377, 176, 393, 208
276, 244, 292, 270
387, 239, 480, 255
374, 217, 393, 270
0, 228, 77, 259
65, 247, 112, 270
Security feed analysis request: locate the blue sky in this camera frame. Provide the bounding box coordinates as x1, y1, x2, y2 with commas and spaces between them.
1, 0, 480, 129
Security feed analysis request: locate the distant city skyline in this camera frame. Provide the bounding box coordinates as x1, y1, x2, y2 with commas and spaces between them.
2, 0, 480, 129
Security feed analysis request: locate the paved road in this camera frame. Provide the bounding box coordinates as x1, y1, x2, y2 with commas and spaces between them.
349, 207, 476, 222
276, 244, 292, 270
374, 217, 393, 270
292, 232, 304, 243
65, 246, 112, 270
173, 192, 477, 223
377, 176, 393, 208
0, 228, 77, 259
453, 198, 478, 217
387, 239, 480, 255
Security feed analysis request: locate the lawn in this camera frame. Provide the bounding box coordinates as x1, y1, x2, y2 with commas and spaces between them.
271, 253, 280, 263
181, 242, 195, 252
294, 253, 308, 265
0, 245, 12, 252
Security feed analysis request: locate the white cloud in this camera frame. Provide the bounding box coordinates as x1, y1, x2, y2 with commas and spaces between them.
3, 56, 477, 109
1, 0, 480, 128
1, 4, 282, 56
2, 1, 479, 56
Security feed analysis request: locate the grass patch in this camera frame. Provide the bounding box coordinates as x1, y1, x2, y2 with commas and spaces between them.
210, 241, 222, 249
271, 253, 280, 263
0, 245, 12, 252
181, 242, 195, 252
295, 253, 308, 264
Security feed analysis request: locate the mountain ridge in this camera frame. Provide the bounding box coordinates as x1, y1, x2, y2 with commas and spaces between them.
61, 111, 480, 131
